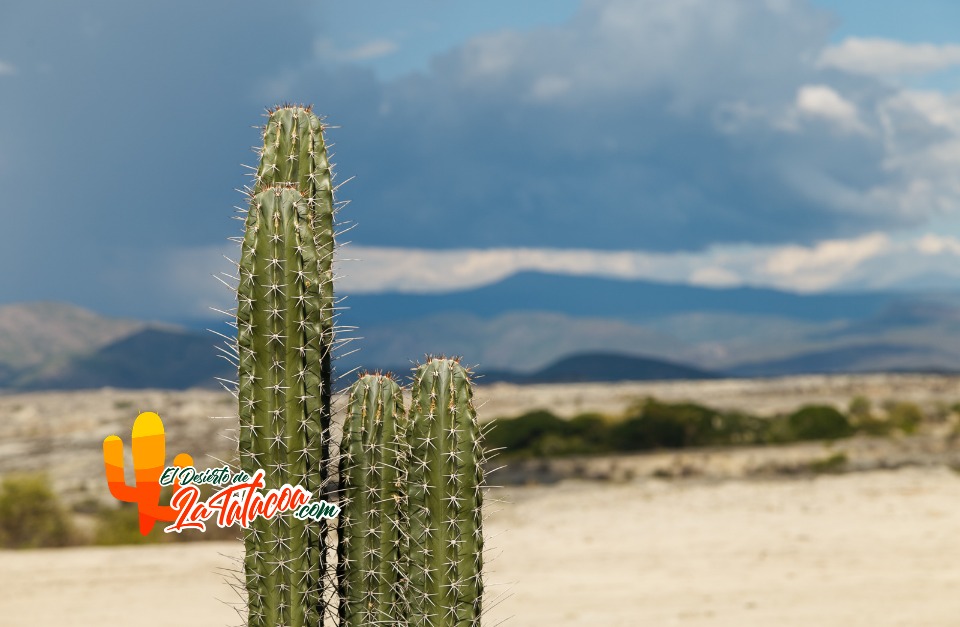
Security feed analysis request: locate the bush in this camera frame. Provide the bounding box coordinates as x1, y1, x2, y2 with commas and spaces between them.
609, 401, 690, 451
610, 415, 683, 450
614, 399, 768, 449
714, 411, 771, 445
848, 396, 872, 421
93, 502, 166, 546
809, 452, 848, 474
786, 405, 853, 441
484, 396, 884, 459
93, 484, 239, 545
567, 413, 610, 451
0, 474, 75, 548
885, 401, 924, 435
483, 410, 574, 455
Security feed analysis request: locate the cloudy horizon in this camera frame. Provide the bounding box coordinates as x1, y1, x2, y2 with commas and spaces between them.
5, 0, 960, 320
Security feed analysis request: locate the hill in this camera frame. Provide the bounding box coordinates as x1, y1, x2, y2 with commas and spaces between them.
476, 352, 721, 384
339, 271, 905, 327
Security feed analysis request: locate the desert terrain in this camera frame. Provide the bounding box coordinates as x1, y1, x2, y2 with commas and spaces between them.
3, 374, 960, 625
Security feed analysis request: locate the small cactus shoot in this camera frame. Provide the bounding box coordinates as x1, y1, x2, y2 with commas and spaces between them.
339, 373, 411, 627
406, 358, 485, 627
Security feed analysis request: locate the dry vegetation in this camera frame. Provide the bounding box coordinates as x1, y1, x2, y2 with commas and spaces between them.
2, 373, 960, 508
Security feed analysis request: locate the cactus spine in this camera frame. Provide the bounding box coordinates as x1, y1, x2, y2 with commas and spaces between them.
339, 373, 410, 627
406, 358, 484, 627
237, 105, 336, 627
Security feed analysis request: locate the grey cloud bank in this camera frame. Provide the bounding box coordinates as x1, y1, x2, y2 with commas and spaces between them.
2, 0, 960, 319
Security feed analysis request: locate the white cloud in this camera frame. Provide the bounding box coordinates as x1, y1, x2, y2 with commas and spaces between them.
457, 31, 520, 78
688, 266, 742, 288
161, 231, 960, 317
794, 84, 868, 134
915, 233, 960, 255
332, 232, 929, 295
527, 75, 572, 102
342, 39, 398, 61
818, 37, 960, 77
761, 233, 890, 291
314, 38, 398, 63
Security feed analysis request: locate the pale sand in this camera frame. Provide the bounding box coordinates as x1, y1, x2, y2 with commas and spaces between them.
3, 467, 960, 626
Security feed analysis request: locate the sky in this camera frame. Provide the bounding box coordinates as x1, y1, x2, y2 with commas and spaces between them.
5, 0, 960, 320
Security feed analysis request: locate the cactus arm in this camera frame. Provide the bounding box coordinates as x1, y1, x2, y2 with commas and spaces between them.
339, 373, 409, 627
238, 182, 329, 627
254, 105, 335, 471
407, 358, 484, 627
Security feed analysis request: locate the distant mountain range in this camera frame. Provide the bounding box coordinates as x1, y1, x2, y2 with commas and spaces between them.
4, 271, 960, 391
0, 309, 721, 391
339, 271, 903, 327
477, 352, 720, 384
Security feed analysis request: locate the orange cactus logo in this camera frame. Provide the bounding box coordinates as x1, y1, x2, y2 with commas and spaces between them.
102, 411, 193, 535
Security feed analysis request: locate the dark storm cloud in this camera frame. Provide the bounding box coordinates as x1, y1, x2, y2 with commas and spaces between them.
0, 0, 321, 309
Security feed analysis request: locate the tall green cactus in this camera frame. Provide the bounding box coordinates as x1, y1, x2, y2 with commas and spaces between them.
232, 105, 487, 627
406, 358, 484, 627
236, 105, 336, 627
339, 373, 411, 627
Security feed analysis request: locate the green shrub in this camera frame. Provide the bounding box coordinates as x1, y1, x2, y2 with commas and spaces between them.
485, 396, 882, 459
809, 452, 848, 474
848, 395, 872, 420
93, 502, 167, 546
0, 474, 75, 548
528, 432, 587, 456
885, 401, 924, 435
642, 400, 716, 445
715, 411, 771, 445
844, 395, 891, 436
484, 410, 574, 454
786, 405, 853, 441
615, 399, 769, 449
92, 483, 239, 545
855, 416, 892, 436
609, 413, 686, 451
567, 413, 610, 451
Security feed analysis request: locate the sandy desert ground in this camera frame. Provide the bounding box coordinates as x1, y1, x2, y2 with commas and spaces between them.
3, 467, 960, 626
4, 375, 960, 626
